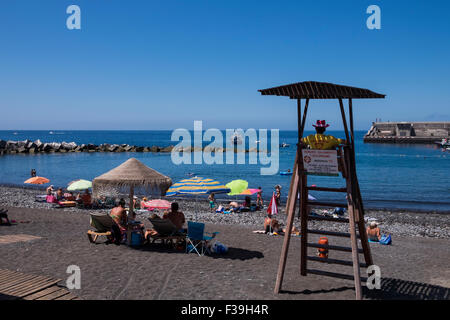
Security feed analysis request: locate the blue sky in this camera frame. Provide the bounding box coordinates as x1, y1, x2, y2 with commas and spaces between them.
0, 0, 449, 130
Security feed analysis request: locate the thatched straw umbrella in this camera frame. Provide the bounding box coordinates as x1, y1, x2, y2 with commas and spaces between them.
92, 158, 172, 217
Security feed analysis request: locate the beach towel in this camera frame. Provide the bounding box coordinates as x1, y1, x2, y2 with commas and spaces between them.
369, 234, 392, 245
379, 234, 392, 245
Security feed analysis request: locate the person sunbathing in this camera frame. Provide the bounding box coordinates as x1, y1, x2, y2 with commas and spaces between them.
46, 185, 54, 195
163, 202, 186, 233
366, 221, 381, 242
110, 199, 127, 234
56, 188, 64, 201
302, 120, 344, 150
242, 196, 251, 208
141, 197, 148, 209
264, 213, 281, 234
81, 189, 92, 207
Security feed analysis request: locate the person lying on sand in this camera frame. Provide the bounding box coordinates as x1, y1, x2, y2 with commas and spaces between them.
264, 213, 281, 234
366, 221, 381, 242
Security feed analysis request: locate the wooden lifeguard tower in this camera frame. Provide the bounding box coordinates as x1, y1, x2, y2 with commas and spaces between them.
258, 81, 385, 300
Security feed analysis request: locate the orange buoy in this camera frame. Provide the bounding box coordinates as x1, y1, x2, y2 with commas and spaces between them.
318, 236, 329, 259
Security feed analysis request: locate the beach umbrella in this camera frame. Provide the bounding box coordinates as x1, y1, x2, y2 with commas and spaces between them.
226, 179, 249, 196
240, 188, 260, 195
24, 176, 50, 185
67, 179, 92, 191
267, 192, 278, 215
142, 199, 171, 210
92, 158, 172, 217
166, 176, 230, 196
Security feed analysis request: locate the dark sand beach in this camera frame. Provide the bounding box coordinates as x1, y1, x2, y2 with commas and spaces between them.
1, 188, 449, 300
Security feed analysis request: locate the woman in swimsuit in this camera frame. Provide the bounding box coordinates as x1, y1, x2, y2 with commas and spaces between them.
110, 199, 127, 237
256, 187, 263, 208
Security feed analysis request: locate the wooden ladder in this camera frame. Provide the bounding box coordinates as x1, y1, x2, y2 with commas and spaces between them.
275, 144, 373, 300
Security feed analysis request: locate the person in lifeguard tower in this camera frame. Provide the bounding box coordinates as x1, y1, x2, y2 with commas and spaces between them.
302, 120, 344, 150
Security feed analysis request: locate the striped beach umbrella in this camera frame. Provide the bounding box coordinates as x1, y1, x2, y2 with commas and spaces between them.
166, 176, 230, 196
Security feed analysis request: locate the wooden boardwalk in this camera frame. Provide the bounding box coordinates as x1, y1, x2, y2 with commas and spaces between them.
0, 269, 80, 300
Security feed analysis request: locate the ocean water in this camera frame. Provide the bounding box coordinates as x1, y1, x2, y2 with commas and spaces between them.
0, 130, 449, 212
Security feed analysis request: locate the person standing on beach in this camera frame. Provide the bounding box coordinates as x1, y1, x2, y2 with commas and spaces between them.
275, 185, 281, 206
256, 187, 263, 208
208, 193, 216, 212
302, 120, 344, 150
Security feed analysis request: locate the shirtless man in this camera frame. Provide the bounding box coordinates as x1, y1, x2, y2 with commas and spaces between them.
366, 221, 381, 241
163, 202, 186, 233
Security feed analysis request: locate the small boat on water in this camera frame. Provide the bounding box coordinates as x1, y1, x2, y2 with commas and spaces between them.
230, 132, 243, 145
280, 142, 290, 148
435, 138, 450, 148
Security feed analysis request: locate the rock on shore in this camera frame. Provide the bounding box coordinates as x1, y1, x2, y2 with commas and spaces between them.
0, 139, 264, 155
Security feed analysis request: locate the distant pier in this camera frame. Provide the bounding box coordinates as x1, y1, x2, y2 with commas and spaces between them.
364, 121, 450, 144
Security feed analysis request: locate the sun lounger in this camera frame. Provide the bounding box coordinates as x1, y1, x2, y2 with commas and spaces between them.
35, 195, 47, 202
57, 201, 77, 208
147, 218, 185, 247
87, 213, 115, 243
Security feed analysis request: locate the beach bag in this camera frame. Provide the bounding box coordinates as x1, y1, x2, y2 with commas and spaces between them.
379, 234, 392, 245
130, 231, 143, 247
212, 241, 228, 254
46, 195, 57, 203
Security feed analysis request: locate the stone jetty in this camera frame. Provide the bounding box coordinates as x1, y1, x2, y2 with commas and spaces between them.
364, 121, 450, 144
0, 139, 262, 155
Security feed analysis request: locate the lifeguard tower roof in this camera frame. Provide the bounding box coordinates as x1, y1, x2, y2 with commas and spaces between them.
258, 81, 385, 99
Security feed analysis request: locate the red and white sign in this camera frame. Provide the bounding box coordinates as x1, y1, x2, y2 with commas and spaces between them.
302, 149, 339, 176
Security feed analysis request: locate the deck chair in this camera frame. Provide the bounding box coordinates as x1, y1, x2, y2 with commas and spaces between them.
0, 208, 11, 226
87, 213, 115, 243
147, 218, 185, 247
186, 221, 219, 256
